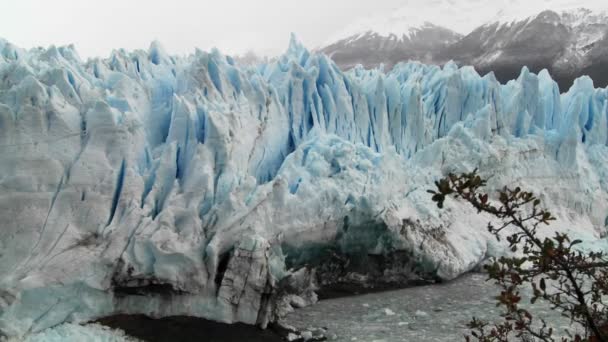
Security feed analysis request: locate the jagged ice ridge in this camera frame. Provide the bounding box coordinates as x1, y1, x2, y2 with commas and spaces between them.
0, 35, 607, 338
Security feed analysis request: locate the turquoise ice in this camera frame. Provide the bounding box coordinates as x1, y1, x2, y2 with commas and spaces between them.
0, 35, 607, 338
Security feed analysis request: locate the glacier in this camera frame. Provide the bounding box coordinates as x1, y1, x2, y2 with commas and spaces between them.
0, 34, 608, 338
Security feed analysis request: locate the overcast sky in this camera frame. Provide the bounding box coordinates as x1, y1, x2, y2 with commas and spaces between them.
1, 0, 605, 59
1, 0, 408, 59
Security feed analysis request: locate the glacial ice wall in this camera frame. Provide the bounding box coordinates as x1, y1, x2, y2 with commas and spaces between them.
1, 35, 608, 337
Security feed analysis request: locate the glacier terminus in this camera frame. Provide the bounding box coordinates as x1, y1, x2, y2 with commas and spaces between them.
0, 35, 608, 338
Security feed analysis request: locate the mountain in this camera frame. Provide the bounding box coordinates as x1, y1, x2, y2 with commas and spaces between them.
1, 36, 608, 338
319, 1, 467, 70
321, 24, 462, 71
319, 0, 477, 70
442, 8, 608, 89
321, 3, 608, 89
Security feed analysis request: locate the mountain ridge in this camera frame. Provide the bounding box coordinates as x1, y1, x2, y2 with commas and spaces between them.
320, 5, 608, 89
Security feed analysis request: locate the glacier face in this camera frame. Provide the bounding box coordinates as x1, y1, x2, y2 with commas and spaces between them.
1, 35, 608, 337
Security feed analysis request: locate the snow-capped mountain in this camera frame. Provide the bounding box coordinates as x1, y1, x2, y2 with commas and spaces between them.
321, 23, 462, 70
322, 1, 608, 89
442, 7, 608, 88
319, 0, 477, 70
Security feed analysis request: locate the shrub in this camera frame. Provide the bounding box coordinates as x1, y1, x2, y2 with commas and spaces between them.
428, 170, 608, 342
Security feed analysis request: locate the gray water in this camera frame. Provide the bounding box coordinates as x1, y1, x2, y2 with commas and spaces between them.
283, 273, 580, 342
